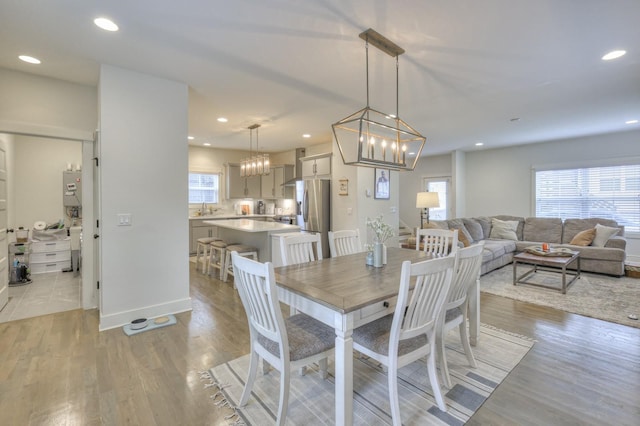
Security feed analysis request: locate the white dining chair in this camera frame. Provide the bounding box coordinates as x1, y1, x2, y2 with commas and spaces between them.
280, 233, 322, 266
416, 228, 459, 257
352, 255, 455, 422
328, 229, 362, 257
230, 251, 335, 426
437, 241, 484, 388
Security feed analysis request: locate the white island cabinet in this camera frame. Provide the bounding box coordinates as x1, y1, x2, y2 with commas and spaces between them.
204, 219, 300, 263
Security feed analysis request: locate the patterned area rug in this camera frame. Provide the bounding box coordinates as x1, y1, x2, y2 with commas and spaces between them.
481, 265, 640, 328
204, 324, 534, 425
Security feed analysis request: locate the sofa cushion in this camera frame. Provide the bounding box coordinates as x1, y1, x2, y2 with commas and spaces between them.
463, 218, 484, 242
448, 219, 474, 243
569, 228, 596, 246
562, 218, 622, 243
473, 216, 492, 240
489, 218, 519, 241
483, 239, 516, 261
493, 215, 525, 240
523, 217, 563, 243
592, 223, 620, 247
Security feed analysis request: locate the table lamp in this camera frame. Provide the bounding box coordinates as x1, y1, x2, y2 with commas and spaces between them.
416, 192, 440, 228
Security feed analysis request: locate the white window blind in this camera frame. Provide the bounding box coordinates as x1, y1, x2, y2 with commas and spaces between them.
188, 173, 220, 204
535, 164, 640, 232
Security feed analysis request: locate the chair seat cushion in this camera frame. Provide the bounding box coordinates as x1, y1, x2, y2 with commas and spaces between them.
352, 314, 428, 357
211, 240, 228, 248
445, 307, 462, 323
258, 314, 335, 361
227, 244, 257, 253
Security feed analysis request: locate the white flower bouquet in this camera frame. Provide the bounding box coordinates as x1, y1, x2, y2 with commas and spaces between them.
366, 214, 394, 244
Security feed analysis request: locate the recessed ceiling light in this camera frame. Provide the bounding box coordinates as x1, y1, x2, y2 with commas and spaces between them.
188, 136, 194, 140
408, 152, 416, 156
626, 119, 638, 124
203, 143, 211, 146
302, 134, 311, 138
19, 55, 41, 64
510, 117, 521, 122
602, 50, 626, 61
94, 17, 119, 32
475, 142, 484, 146
217, 117, 228, 123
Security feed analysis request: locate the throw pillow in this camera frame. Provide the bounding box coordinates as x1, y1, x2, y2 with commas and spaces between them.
569, 228, 596, 246
452, 227, 470, 247
463, 218, 484, 241
489, 218, 519, 241
592, 223, 619, 247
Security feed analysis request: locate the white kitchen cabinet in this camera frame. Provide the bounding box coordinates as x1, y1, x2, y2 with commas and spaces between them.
189, 219, 219, 254
301, 153, 331, 178
261, 165, 294, 199
30, 239, 71, 274
226, 163, 261, 199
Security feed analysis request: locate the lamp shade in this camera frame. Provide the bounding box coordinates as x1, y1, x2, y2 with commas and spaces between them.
416, 192, 439, 208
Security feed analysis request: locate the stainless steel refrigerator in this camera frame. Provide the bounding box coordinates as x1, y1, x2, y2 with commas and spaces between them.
296, 179, 331, 259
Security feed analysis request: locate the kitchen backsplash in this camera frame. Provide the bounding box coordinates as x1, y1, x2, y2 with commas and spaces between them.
189, 198, 295, 217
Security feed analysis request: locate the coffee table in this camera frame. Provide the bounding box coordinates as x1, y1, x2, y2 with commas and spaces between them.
513, 250, 580, 294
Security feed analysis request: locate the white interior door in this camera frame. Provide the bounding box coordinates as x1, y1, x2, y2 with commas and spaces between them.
0, 140, 8, 311
93, 132, 101, 312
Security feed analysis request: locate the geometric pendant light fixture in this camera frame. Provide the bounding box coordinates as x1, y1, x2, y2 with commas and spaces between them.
332, 28, 426, 171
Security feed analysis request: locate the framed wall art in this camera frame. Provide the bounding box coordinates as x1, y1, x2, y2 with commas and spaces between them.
374, 168, 390, 199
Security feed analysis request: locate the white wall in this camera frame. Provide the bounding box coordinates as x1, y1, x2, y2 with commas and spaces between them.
1, 134, 15, 232
398, 153, 453, 230
98, 65, 190, 330
12, 135, 81, 230
0, 68, 96, 139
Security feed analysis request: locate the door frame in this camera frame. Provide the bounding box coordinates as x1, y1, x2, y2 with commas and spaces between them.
0, 124, 97, 311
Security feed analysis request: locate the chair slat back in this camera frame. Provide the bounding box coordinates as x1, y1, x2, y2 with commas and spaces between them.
394, 256, 454, 342
447, 241, 485, 310
328, 229, 361, 257
231, 252, 287, 347
416, 228, 459, 256
280, 233, 322, 265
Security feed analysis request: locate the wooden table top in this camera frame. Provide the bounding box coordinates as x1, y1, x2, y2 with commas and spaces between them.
274, 247, 431, 314
513, 250, 579, 267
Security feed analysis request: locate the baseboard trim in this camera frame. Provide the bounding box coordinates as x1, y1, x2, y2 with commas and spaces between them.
99, 297, 192, 331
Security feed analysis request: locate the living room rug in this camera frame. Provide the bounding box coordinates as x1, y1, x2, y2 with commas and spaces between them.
481, 265, 640, 329
203, 324, 534, 425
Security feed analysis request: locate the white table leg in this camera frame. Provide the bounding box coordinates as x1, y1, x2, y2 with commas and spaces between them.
334, 326, 353, 426
468, 277, 480, 346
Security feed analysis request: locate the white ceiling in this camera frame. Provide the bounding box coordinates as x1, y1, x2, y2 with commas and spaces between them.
1, 0, 639, 155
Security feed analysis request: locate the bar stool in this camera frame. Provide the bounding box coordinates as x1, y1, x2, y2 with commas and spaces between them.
223, 244, 258, 283
195, 237, 220, 273
207, 239, 229, 279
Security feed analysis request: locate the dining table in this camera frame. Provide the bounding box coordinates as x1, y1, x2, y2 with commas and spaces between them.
273, 246, 480, 426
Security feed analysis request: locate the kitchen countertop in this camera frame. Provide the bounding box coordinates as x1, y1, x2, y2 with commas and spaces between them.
203, 218, 300, 233
189, 214, 275, 220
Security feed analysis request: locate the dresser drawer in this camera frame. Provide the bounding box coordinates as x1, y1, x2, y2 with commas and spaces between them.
31, 251, 71, 263
31, 239, 71, 253
30, 260, 71, 274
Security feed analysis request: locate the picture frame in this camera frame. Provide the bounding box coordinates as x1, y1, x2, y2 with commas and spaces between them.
374, 168, 390, 199
338, 178, 349, 196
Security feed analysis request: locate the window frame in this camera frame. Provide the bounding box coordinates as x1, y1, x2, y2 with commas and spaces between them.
532, 157, 640, 236
188, 171, 222, 205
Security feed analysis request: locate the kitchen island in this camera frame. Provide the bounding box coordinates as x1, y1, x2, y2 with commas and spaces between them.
204, 219, 301, 262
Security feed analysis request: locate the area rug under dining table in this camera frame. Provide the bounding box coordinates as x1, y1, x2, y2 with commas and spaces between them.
203, 324, 534, 425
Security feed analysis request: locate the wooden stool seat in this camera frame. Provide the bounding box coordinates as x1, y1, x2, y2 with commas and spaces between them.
223, 244, 258, 282
207, 239, 229, 279
196, 237, 222, 273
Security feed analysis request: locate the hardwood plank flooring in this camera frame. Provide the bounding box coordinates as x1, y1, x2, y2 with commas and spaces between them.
0, 262, 638, 425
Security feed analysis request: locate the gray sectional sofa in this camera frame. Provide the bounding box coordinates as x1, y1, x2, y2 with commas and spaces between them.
427, 215, 627, 276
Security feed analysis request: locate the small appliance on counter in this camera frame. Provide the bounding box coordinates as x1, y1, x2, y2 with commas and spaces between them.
257, 201, 265, 215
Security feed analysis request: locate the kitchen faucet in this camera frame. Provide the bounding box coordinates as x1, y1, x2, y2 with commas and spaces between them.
201, 201, 207, 215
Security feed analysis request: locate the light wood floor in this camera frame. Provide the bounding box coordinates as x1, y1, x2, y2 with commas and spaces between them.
0, 263, 638, 425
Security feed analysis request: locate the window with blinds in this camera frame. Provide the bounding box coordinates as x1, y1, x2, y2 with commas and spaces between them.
188, 172, 220, 204
535, 164, 640, 232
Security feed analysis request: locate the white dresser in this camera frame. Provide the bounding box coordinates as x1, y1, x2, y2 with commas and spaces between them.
30, 239, 72, 274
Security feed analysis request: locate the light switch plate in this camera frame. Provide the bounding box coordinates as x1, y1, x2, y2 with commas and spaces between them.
117, 213, 132, 226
